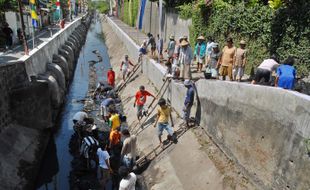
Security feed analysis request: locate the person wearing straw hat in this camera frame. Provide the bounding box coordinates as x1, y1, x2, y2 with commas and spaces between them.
166, 35, 176, 59
178, 40, 193, 80
233, 40, 247, 82
194, 35, 207, 72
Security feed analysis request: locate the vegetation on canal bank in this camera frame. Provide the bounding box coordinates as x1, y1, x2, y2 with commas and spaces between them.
178, 0, 310, 76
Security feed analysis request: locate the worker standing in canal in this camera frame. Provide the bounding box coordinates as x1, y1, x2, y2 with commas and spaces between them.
154, 98, 177, 147
107, 68, 115, 87
183, 80, 195, 128
120, 55, 135, 81
134, 85, 156, 121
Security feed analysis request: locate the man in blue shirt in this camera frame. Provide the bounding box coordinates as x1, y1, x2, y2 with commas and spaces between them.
275, 56, 296, 90
183, 80, 195, 128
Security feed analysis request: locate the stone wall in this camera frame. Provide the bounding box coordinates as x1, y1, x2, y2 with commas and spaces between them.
106, 16, 310, 190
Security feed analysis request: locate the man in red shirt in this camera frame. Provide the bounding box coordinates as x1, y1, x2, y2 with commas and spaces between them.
134, 85, 155, 121
107, 68, 115, 87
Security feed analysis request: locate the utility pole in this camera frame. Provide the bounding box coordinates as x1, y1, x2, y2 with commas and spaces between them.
17, 0, 29, 55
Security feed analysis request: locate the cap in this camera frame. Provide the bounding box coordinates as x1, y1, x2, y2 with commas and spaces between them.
169, 35, 175, 39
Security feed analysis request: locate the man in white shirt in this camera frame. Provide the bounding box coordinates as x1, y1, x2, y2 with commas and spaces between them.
251, 55, 279, 85
118, 166, 137, 190
121, 129, 137, 169
72, 110, 88, 124
97, 143, 111, 189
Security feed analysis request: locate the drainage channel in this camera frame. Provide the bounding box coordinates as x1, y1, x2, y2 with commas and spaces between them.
36, 18, 110, 190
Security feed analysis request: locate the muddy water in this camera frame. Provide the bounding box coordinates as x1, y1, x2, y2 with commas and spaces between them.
36, 18, 110, 190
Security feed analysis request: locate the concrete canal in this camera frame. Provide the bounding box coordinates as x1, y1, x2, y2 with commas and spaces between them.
36, 18, 111, 190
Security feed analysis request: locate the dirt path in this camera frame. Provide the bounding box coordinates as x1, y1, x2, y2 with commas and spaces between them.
101, 18, 257, 190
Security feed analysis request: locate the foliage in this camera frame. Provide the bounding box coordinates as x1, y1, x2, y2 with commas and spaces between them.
0, 0, 18, 12
120, 0, 139, 27
188, 0, 310, 75
88, 0, 110, 14
268, 0, 283, 9
178, 3, 193, 20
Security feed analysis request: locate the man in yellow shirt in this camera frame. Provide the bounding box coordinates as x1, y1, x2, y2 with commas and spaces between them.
109, 109, 121, 131
154, 98, 177, 147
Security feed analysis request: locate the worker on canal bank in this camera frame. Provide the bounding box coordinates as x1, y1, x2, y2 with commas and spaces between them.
251, 55, 279, 85
96, 143, 112, 189
72, 109, 88, 124
107, 68, 115, 87
233, 40, 247, 82
147, 33, 156, 57
118, 166, 137, 190
275, 56, 296, 90
194, 35, 207, 73
134, 85, 156, 121
121, 55, 135, 81
120, 129, 137, 169
157, 34, 164, 60
179, 40, 193, 80
218, 37, 236, 81
183, 80, 195, 128
166, 35, 176, 59
154, 98, 177, 147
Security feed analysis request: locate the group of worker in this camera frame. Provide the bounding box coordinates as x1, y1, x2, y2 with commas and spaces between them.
140, 33, 297, 90
72, 81, 137, 189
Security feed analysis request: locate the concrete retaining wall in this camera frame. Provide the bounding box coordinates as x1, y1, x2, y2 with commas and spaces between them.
20, 18, 82, 78
106, 17, 310, 190
0, 14, 92, 189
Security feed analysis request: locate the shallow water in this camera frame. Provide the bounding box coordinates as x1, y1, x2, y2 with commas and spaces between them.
36, 18, 110, 190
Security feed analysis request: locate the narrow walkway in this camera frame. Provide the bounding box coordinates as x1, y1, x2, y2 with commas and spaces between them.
108, 16, 204, 81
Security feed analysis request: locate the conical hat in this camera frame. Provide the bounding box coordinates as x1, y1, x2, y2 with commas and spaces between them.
180, 40, 189, 46
197, 36, 205, 40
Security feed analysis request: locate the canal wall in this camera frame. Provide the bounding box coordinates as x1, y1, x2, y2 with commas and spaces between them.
0, 15, 92, 189
106, 16, 310, 189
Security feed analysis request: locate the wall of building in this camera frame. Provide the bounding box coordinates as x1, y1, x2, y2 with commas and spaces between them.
107, 16, 310, 190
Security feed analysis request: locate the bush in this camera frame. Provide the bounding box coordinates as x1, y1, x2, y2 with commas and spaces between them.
120, 0, 139, 27
189, 0, 310, 76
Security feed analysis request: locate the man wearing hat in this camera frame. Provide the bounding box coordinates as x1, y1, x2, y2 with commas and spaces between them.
233, 40, 247, 82
178, 40, 193, 79
183, 80, 195, 128
166, 35, 176, 58
194, 35, 207, 72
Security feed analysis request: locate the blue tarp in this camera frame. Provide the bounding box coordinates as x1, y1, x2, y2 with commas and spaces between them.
138, 0, 146, 30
